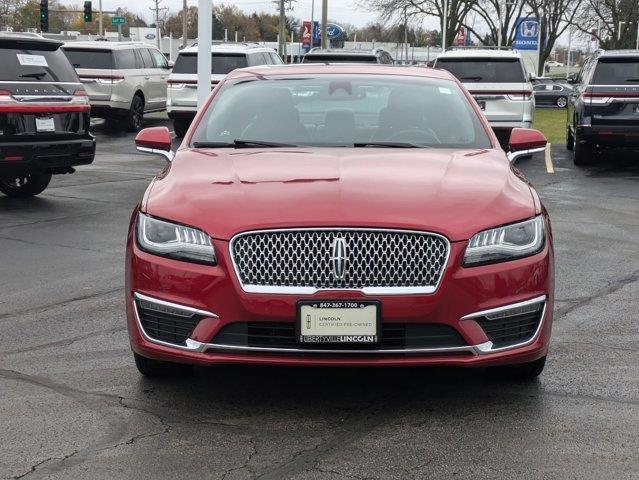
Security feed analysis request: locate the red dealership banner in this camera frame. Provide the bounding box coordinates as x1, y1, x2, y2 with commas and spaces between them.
302, 21, 312, 52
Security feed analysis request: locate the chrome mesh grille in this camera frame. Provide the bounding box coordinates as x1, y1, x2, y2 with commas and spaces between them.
230, 229, 449, 292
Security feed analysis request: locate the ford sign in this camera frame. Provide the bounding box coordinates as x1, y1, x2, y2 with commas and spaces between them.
326, 23, 345, 40
145, 33, 156, 40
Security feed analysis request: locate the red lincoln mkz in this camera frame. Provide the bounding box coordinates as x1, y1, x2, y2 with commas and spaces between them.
126, 64, 553, 379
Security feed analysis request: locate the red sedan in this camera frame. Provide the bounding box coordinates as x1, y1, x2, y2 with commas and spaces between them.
127, 64, 553, 379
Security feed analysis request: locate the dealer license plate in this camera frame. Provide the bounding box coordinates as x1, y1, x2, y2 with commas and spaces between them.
35, 117, 55, 132
297, 300, 380, 344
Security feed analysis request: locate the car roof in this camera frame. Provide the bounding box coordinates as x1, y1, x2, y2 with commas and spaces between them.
0, 32, 63, 50
598, 49, 639, 58
179, 43, 275, 54
225, 63, 456, 81
306, 48, 380, 56
62, 41, 157, 50
437, 48, 522, 59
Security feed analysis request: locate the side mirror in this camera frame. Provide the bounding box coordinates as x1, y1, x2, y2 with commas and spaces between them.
528, 71, 537, 81
566, 73, 577, 84
135, 127, 174, 163
166, 60, 174, 69
507, 128, 547, 163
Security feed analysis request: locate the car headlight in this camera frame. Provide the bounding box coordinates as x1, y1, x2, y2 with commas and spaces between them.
136, 212, 216, 265
463, 216, 545, 266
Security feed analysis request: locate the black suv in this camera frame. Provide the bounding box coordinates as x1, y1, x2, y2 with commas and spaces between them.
0, 33, 95, 197
302, 48, 394, 64
567, 50, 639, 165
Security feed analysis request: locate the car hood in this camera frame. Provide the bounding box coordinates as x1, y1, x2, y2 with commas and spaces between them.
144, 147, 535, 242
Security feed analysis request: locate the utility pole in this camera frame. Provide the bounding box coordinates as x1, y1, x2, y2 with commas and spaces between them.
442, 0, 447, 51
182, 0, 188, 48
278, 0, 286, 60
321, 0, 327, 48
403, 6, 408, 64
150, 0, 168, 50
197, 0, 212, 108
98, 0, 103, 36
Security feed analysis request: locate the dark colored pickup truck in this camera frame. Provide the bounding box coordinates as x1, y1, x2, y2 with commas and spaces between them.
567, 50, 639, 165
0, 33, 95, 197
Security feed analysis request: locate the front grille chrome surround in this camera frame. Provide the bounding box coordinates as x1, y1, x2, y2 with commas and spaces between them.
229, 228, 451, 295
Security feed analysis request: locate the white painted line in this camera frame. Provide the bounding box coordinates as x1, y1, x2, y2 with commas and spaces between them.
545, 143, 554, 174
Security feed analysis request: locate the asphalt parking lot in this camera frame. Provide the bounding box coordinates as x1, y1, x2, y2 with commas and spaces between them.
1, 116, 638, 479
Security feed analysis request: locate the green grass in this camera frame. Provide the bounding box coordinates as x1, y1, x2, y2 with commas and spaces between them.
533, 108, 566, 144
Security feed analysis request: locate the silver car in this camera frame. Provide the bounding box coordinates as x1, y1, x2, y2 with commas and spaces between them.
63, 42, 170, 131
167, 43, 282, 137
434, 48, 534, 146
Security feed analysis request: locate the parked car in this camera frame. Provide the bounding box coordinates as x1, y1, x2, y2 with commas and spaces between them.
129, 64, 552, 380
567, 49, 639, 165
0, 33, 95, 198
302, 48, 394, 65
533, 83, 571, 108
532, 76, 557, 85
546, 60, 564, 68
167, 43, 282, 137
434, 48, 534, 147
63, 41, 170, 131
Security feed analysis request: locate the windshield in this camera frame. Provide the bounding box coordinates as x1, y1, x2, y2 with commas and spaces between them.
1, 48, 79, 82
303, 54, 377, 64
436, 58, 526, 83
191, 74, 491, 149
63, 48, 114, 69
173, 53, 248, 74
592, 57, 639, 85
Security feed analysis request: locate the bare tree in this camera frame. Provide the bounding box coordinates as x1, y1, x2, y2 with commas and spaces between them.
528, 0, 584, 75
573, 0, 639, 49
465, 0, 530, 46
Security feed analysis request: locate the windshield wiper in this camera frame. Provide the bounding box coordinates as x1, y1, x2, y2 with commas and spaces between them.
19, 72, 47, 80
353, 142, 428, 148
192, 139, 299, 148
460, 76, 483, 81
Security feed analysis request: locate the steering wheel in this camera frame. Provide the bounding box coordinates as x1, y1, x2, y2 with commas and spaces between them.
386, 128, 441, 144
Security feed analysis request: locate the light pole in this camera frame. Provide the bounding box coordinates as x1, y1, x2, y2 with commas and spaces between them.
98, 0, 103, 36
182, 0, 188, 48
321, 0, 328, 48
197, 0, 212, 108
442, 0, 448, 51
278, 0, 286, 59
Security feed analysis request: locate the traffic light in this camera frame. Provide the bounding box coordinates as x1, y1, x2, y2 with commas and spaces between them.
39, 0, 48, 32
83, 1, 92, 22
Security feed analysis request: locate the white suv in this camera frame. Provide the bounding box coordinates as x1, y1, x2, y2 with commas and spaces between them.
434, 48, 534, 146
167, 43, 282, 137
63, 41, 170, 131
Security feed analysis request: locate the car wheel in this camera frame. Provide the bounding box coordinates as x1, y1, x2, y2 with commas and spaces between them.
133, 352, 193, 377
173, 118, 190, 138
573, 131, 594, 166
0, 173, 52, 197
486, 356, 546, 380
124, 95, 145, 132
566, 126, 574, 151
556, 96, 567, 108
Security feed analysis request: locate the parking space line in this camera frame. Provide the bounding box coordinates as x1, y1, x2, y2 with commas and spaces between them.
545, 143, 554, 174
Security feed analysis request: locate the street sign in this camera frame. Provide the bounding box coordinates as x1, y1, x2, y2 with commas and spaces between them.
111, 16, 126, 25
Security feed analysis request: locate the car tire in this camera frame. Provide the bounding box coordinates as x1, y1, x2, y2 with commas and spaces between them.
556, 96, 567, 108
133, 352, 193, 377
486, 356, 546, 380
573, 132, 595, 166
566, 126, 574, 151
0, 173, 52, 197
124, 94, 145, 132
173, 118, 190, 138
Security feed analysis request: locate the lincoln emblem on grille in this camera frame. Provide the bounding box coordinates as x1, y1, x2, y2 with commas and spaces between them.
330, 237, 348, 280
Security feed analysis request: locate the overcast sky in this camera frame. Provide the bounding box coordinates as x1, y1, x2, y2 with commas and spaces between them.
59, 0, 381, 27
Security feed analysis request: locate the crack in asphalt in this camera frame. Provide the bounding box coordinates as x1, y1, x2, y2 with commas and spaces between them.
0, 235, 108, 254
0, 286, 123, 321
554, 269, 639, 320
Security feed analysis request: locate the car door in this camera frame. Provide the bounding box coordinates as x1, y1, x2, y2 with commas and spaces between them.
136, 48, 160, 111
149, 48, 169, 109
533, 84, 548, 105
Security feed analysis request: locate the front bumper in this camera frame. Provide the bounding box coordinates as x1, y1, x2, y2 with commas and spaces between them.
125, 220, 554, 368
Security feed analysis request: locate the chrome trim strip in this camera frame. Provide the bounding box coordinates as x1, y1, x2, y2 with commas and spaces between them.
228, 227, 451, 296
136, 146, 174, 163
507, 146, 546, 163
133, 292, 218, 318
461, 295, 547, 353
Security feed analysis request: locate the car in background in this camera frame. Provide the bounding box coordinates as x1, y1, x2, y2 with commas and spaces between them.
129, 64, 552, 381
167, 43, 282, 137
567, 50, 639, 165
434, 48, 534, 147
546, 60, 564, 68
533, 83, 571, 108
63, 41, 170, 131
0, 33, 95, 198
532, 76, 556, 85
302, 48, 394, 65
